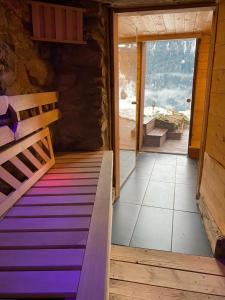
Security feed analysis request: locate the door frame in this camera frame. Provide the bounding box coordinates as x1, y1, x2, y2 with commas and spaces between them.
110, 3, 217, 199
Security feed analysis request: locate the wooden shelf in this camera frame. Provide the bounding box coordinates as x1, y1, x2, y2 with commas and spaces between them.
29, 1, 86, 44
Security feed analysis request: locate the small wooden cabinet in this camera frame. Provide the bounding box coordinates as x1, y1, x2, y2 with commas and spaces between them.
28, 1, 86, 44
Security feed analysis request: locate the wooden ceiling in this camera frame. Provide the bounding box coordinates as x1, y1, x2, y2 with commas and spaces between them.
89, 0, 216, 8
118, 10, 213, 38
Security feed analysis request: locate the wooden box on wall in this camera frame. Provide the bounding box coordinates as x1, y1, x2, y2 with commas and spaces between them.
28, 1, 86, 44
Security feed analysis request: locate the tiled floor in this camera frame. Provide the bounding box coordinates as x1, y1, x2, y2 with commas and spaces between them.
112, 152, 212, 257
120, 150, 136, 186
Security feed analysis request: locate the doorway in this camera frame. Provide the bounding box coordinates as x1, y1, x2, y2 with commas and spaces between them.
142, 38, 197, 155
111, 6, 215, 256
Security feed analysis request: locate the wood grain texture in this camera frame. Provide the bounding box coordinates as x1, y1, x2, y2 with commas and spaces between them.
110, 279, 225, 300
8, 92, 57, 112
111, 245, 225, 276
17, 194, 96, 206
15, 109, 60, 140
200, 153, 225, 235
118, 11, 213, 38
0, 270, 80, 298
0, 249, 85, 270
77, 151, 113, 300
0, 231, 88, 249
110, 260, 225, 296
0, 128, 55, 217
0, 126, 14, 147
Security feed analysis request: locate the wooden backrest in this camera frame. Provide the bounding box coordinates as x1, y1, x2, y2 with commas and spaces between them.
0, 128, 55, 217
0, 92, 59, 148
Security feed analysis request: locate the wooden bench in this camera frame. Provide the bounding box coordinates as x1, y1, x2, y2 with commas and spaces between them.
0, 93, 113, 299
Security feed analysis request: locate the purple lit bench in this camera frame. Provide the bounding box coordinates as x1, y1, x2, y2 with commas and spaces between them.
0, 93, 113, 299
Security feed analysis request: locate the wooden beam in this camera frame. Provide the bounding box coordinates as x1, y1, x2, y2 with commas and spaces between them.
111, 12, 120, 199
119, 32, 202, 43
136, 42, 146, 151
114, 3, 216, 13
197, 8, 218, 195
198, 196, 225, 258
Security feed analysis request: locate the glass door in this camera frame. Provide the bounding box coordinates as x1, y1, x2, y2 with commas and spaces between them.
118, 42, 137, 186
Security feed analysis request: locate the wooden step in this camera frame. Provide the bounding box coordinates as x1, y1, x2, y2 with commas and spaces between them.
144, 128, 168, 147
110, 245, 225, 300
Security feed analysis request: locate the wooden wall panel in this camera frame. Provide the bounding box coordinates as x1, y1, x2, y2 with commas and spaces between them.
191, 35, 210, 148
200, 0, 225, 238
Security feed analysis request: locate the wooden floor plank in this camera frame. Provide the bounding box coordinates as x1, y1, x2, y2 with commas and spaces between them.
55, 158, 103, 163
34, 179, 98, 187
111, 245, 225, 276
48, 167, 101, 174
0, 231, 88, 249
0, 249, 85, 270
110, 280, 225, 300
0, 270, 80, 297
26, 186, 97, 196
6, 205, 93, 218
110, 260, 225, 296
52, 162, 102, 168
42, 173, 99, 180
0, 217, 91, 232
17, 195, 95, 206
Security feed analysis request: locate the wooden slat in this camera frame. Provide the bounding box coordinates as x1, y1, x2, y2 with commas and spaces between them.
200, 153, 225, 235
32, 143, 50, 162
111, 245, 225, 276
22, 149, 43, 170
110, 280, 225, 300
0, 217, 91, 232
31, 2, 41, 38
6, 205, 93, 218
0, 129, 55, 217
17, 195, 95, 206
41, 173, 99, 180
0, 231, 88, 249
0, 270, 80, 298
110, 260, 225, 296
0, 126, 14, 147
0, 166, 21, 190
55, 157, 103, 163
0, 95, 8, 115
26, 186, 97, 196
52, 162, 102, 168
0, 158, 54, 217
56, 153, 103, 159
34, 178, 98, 187
48, 167, 101, 174
0, 128, 50, 165
10, 157, 33, 178
0, 249, 84, 270
41, 137, 49, 150
15, 109, 60, 140
8, 92, 57, 112
55, 6, 66, 40
0, 193, 7, 203
77, 151, 113, 300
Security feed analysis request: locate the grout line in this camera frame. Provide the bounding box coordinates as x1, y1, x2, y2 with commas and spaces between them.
128, 156, 157, 247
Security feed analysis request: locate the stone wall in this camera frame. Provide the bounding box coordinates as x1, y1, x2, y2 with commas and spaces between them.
50, 1, 111, 151
0, 0, 54, 95
0, 0, 111, 151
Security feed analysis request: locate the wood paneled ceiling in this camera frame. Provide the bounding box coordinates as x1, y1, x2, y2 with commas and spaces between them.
118, 10, 213, 38
89, 0, 216, 8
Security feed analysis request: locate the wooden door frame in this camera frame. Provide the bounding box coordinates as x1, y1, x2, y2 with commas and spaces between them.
110, 3, 217, 199
196, 7, 218, 196
188, 37, 200, 157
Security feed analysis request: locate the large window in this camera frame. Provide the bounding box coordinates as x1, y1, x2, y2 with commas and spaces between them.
144, 39, 196, 121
